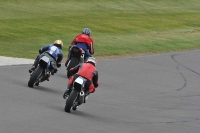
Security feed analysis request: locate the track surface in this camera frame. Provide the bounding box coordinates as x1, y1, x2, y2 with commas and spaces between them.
0, 50, 200, 133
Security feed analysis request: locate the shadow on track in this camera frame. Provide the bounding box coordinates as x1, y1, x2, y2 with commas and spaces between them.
29, 86, 63, 95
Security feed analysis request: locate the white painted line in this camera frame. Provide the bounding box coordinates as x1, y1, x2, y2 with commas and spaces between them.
0, 56, 34, 66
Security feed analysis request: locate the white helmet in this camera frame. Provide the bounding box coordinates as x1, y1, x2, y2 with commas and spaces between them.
86, 57, 97, 66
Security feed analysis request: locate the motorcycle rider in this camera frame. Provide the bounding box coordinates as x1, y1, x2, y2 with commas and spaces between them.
65, 28, 94, 65
29, 40, 63, 76
63, 57, 99, 103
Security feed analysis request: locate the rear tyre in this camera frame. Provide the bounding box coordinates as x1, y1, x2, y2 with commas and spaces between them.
28, 66, 43, 88
65, 90, 79, 113
66, 57, 79, 78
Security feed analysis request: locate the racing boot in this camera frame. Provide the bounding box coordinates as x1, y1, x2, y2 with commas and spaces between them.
29, 55, 40, 73
51, 69, 58, 76
29, 66, 35, 73
72, 105, 79, 111
46, 75, 50, 81
63, 84, 72, 99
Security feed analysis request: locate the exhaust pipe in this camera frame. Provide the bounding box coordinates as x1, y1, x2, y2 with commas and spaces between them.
79, 91, 85, 103
80, 91, 85, 96
80, 54, 84, 63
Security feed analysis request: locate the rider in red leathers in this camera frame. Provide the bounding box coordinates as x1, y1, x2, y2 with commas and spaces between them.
63, 57, 99, 100
65, 28, 94, 66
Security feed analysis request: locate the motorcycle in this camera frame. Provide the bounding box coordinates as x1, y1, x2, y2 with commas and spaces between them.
65, 45, 85, 78
28, 52, 57, 88
64, 76, 89, 113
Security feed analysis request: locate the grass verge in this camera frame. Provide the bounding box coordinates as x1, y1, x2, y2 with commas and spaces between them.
0, 0, 200, 59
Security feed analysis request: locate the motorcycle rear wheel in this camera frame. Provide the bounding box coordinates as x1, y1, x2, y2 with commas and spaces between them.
65, 90, 79, 113
66, 57, 79, 78
28, 66, 43, 88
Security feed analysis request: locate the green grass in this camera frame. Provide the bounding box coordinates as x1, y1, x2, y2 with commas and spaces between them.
0, 0, 200, 59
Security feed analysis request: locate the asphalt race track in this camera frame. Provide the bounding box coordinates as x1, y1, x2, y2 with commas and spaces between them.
0, 50, 200, 133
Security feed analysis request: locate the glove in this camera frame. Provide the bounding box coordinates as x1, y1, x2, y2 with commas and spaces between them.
51, 69, 57, 75
89, 88, 95, 93
39, 49, 42, 54
89, 84, 95, 93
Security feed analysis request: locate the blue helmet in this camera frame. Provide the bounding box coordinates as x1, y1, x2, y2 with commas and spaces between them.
82, 28, 91, 36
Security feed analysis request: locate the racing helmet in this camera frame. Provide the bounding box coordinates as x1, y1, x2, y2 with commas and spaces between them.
54, 40, 63, 48
82, 28, 91, 36
86, 57, 97, 66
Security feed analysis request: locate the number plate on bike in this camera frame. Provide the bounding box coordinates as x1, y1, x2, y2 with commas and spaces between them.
41, 56, 49, 63
75, 77, 84, 84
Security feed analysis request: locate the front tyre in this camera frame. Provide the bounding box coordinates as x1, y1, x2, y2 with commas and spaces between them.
28, 66, 43, 88
65, 90, 79, 113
